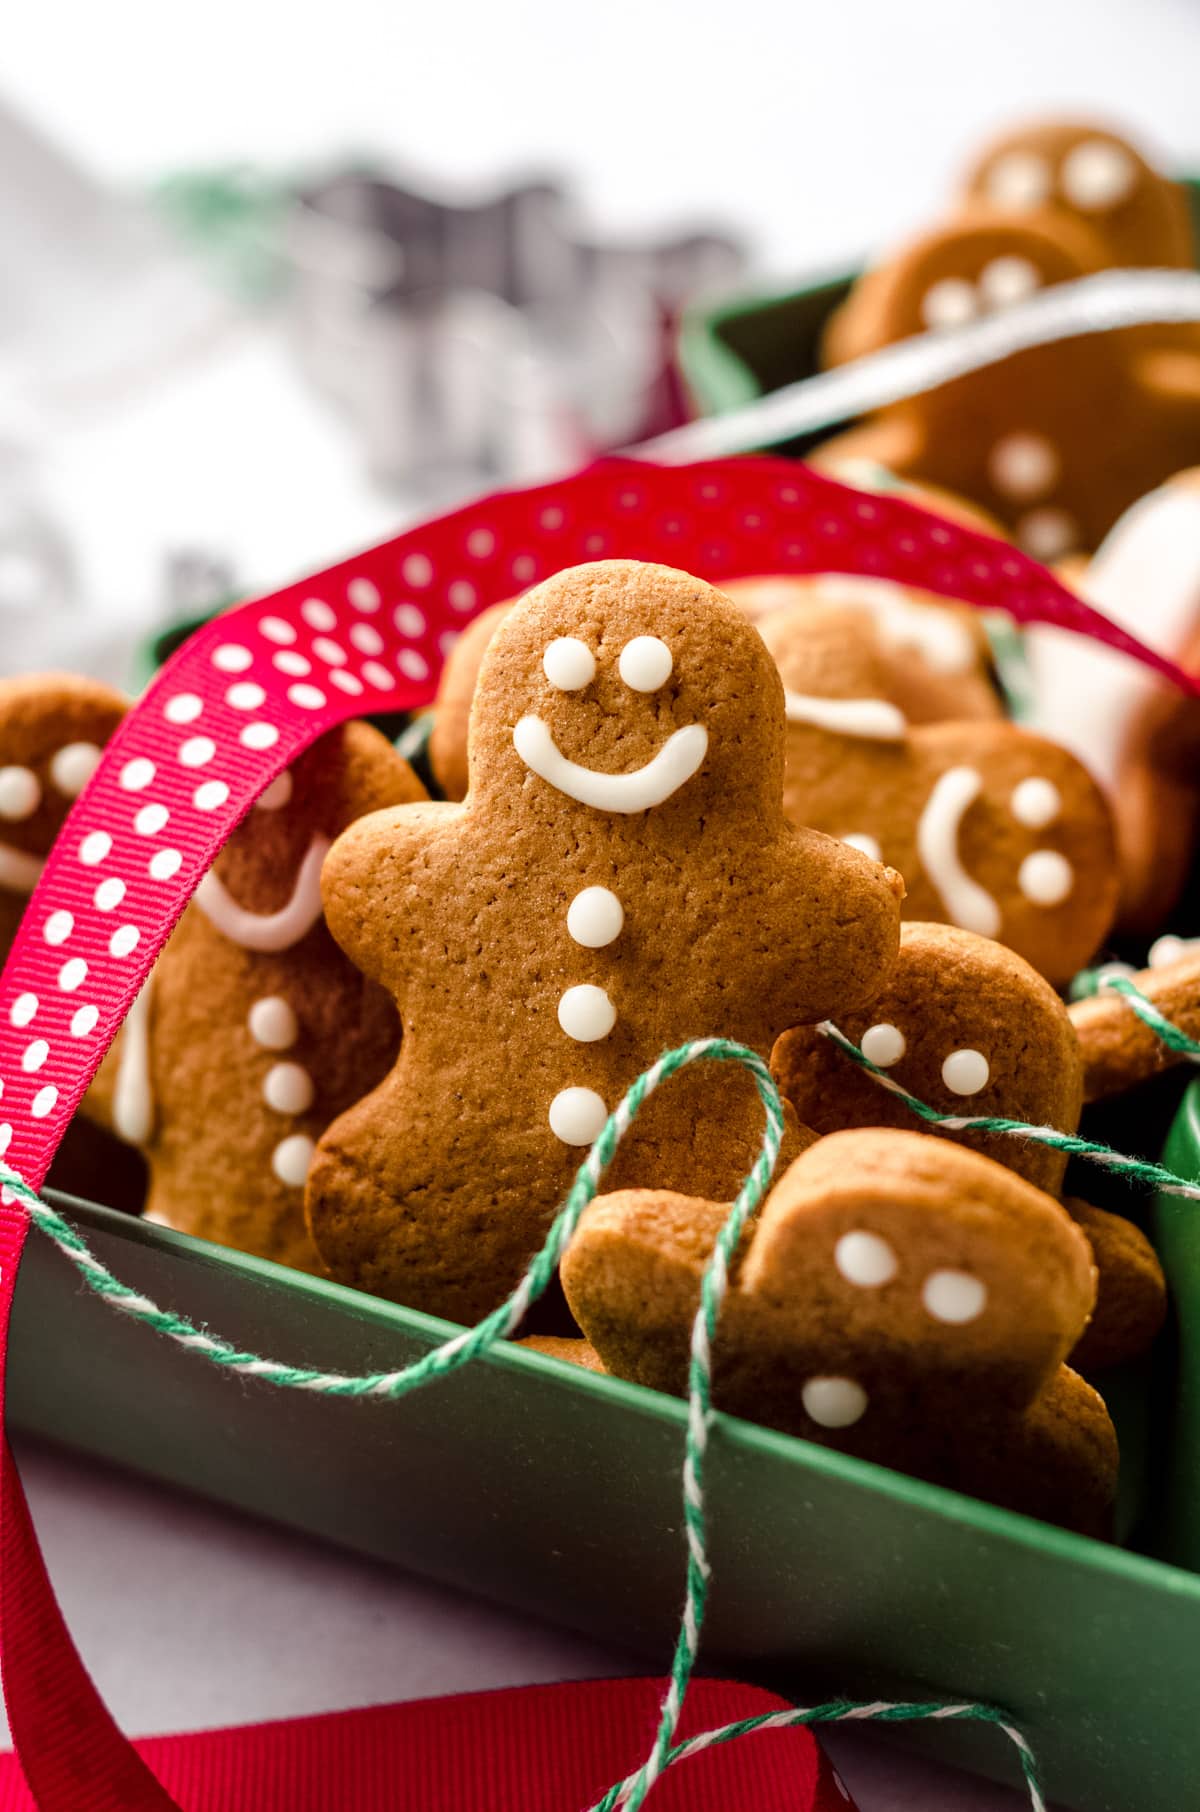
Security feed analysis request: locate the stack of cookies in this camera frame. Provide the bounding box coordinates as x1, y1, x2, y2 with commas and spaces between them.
814, 118, 1200, 558
13, 515, 1199, 1539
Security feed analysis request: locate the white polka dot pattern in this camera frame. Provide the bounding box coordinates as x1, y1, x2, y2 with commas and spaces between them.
0, 457, 1179, 1206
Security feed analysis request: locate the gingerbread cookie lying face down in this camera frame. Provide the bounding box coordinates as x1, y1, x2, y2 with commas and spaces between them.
774, 921, 1166, 1372
94, 724, 427, 1271
961, 120, 1194, 272
562, 1128, 1116, 1535
0, 673, 127, 962
821, 207, 1109, 371
1028, 471, 1200, 935
757, 598, 1118, 984
307, 560, 904, 1322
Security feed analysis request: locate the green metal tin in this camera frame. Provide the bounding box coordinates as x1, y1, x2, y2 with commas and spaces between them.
9, 1189, 1200, 1812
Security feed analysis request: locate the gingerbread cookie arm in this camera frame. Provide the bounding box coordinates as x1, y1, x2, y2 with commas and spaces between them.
320, 799, 465, 992
1064, 1199, 1167, 1373
1069, 951, 1200, 1101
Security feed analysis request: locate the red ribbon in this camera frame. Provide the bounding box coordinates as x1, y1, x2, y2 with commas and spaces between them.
0, 456, 1182, 1805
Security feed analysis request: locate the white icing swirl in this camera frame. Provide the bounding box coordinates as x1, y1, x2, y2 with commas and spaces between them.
784, 692, 906, 739
915, 767, 1001, 936
195, 836, 329, 952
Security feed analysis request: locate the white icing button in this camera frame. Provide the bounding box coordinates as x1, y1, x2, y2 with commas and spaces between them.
923, 1269, 988, 1324
801, 1377, 868, 1428
548, 1086, 608, 1146
1149, 934, 1194, 969
841, 833, 883, 863
941, 1048, 990, 1095
566, 886, 624, 948
835, 1230, 898, 1288
988, 432, 1059, 501
79, 830, 112, 866
984, 149, 1051, 210
272, 1133, 316, 1187
256, 771, 293, 812
1062, 140, 1136, 211
58, 958, 87, 991
977, 256, 1040, 310
860, 1023, 906, 1068
618, 636, 673, 692
1010, 777, 1062, 828
44, 910, 73, 946
263, 1062, 315, 1115
0, 767, 40, 821
1018, 848, 1074, 906
248, 996, 299, 1051
212, 643, 253, 672
10, 993, 37, 1027
1017, 508, 1079, 562
71, 1005, 99, 1037
164, 693, 204, 726
542, 637, 595, 691
557, 985, 616, 1043
51, 742, 103, 796
120, 758, 156, 793
920, 278, 977, 331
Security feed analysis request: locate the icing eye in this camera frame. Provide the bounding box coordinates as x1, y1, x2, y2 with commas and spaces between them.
255, 770, 294, 812
1061, 140, 1136, 211
922, 1269, 988, 1324
977, 256, 1041, 310
860, 1022, 906, 1067
941, 1048, 989, 1095
984, 149, 1052, 210
987, 431, 1060, 501
835, 1230, 898, 1287
1010, 776, 1061, 828
50, 741, 103, 798
801, 1376, 868, 1428
841, 833, 883, 863
1018, 849, 1074, 905
618, 636, 673, 693
920, 278, 978, 331
543, 638, 595, 691
0, 766, 41, 821
1016, 507, 1079, 561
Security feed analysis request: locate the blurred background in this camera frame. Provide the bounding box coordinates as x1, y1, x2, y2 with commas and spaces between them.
3, 0, 1199, 684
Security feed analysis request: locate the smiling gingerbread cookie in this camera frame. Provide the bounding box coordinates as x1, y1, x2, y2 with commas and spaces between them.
758, 597, 1117, 984
307, 560, 904, 1322
562, 1128, 1116, 1534
0, 672, 127, 962
93, 722, 427, 1271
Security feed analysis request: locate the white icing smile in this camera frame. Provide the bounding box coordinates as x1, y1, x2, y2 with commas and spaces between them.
195, 835, 330, 952
513, 716, 708, 813
784, 692, 906, 740
916, 767, 1002, 937
0, 843, 45, 895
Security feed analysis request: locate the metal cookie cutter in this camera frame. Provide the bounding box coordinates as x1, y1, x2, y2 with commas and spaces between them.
284, 168, 744, 491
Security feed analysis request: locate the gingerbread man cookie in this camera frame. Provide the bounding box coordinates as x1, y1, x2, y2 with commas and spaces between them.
94, 723, 427, 1271
0, 673, 127, 963
821, 206, 1109, 371
961, 120, 1194, 272
1028, 471, 1200, 934
757, 598, 1118, 985
561, 1128, 1116, 1534
429, 599, 514, 801
774, 921, 1165, 1371
1070, 946, 1200, 1103
307, 560, 903, 1322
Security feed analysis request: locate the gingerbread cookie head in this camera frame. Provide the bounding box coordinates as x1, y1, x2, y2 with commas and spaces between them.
759, 598, 1118, 983
0, 672, 127, 961
563, 1129, 1113, 1532
821, 207, 1108, 369
108, 721, 428, 1273
772, 921, 1082, 1194
308, 560, 904, 1323
429, 599, 514, 801
961, 120, 1194, 271
470, 560, 788, 831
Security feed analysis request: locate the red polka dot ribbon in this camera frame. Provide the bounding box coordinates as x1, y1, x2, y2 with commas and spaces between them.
0, 454, 1189, 1809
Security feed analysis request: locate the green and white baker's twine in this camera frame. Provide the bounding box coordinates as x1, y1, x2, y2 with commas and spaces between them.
21, 971, 1199, 1810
